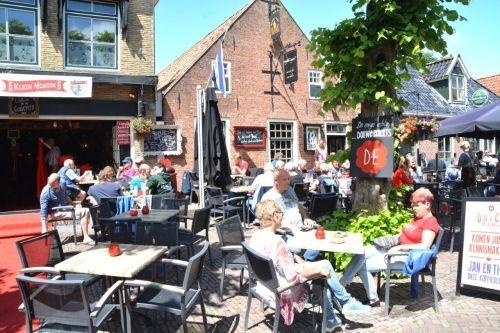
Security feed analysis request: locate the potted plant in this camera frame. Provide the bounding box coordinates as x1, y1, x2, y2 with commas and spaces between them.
131, 116, 154, 135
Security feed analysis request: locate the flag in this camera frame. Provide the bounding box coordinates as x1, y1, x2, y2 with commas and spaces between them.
212, 43, 226, 96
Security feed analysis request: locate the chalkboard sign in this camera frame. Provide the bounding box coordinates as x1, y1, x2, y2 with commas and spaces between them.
283, 49, 298, 84
143, 125, 182, 156
234, 126, 266, 149
9, 97, 39, 117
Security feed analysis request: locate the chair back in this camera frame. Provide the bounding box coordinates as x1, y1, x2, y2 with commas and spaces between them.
256, 186, 272, 203
16, 275, 91, 328
100, 197, 118, 215
88, 205, 99, 225
309, 193, 338, 219
191, 207, 212, 235
241, 242, 279, 292
434, 225, 445, 252
150, 193, 176, 209
188, 172, 199, 187
98, 200, 114, 218
161, 197, 189, 215
248, 168, 264, 177
182, 242, 209, 291
241, 177, 255, 186
205, 186, 225, 207
216, 215, 244, 247
293, 182, 309, 202
16, 230, 65, 269
136, 221, 179, 247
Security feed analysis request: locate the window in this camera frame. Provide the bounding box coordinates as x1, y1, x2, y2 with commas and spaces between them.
269, 122, 294, 162
65, 0, 118, 69
211, 61, 231, 94
481, 138, 495, 155
308, 70, 323, 99
450, 74, 465, 103
0, 0, 37, 64
325, 123, 346, 134
438, 137, 452, 160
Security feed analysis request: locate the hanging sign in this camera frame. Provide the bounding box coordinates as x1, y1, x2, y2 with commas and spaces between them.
472, 89, 489, 107
270, 6, 281, 42
0, 73, 92, 98
116, 121, 130, 145
457, 198, 500, 296
350, 115, 393, 178
8, 97, 39, 117
283, 49, 298, 84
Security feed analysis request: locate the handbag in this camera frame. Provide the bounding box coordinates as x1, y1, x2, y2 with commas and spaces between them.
373, 235, 400, 251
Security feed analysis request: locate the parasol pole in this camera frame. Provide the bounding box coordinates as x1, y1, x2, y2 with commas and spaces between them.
196, 85, 205, 208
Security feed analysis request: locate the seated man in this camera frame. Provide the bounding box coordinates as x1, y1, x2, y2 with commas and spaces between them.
58, 159, 85, 199
117, 156, 137, 179
147, 163, 174, 195
40, 173, 93, 243
261, 169, 319, 260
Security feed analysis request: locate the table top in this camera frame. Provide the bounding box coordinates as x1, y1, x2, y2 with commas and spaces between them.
113, 209, 179, 223
287, 230, 364, 254
229, 185, 253, 193
55, 243, 168, 278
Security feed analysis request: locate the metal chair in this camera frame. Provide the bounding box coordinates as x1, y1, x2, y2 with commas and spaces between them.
188, 172, 200, 204
246, 185, 272, 223
178, 206, 213, 265
162, 197, 190, 227
309, 193, 338, 220
16, 230, 99, 285
47, 205, 78, 244
149, 193, 176, 209
293, 182, 310, 203
206, 186, 246, 224
215, 215, 247, 300
248, 168, 264, 177
94, 201, 139, 244
241, 242, 329, 333
379, 226, 445, 315
17, 272, 124, 333
123, 243, 209, 333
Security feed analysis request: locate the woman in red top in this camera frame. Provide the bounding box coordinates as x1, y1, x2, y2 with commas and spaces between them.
340, 188, 440, 306
392, 158, 413, 187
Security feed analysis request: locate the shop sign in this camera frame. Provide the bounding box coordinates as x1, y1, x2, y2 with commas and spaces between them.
0, 73, 92, 98
283, 49, 298, 85
350, 115, 393, 178
8, 97, 39, 117
457, 198, 500, 296
270, 5, 280, 42
234, 126, 266, 149
472, 89, 489, 107
116, 121, 130, 145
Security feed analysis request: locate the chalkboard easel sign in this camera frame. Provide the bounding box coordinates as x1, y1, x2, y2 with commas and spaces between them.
143, 125, 182, 156
234, 126, 266, 149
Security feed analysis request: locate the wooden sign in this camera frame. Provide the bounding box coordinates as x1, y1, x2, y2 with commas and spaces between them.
8, 97, 39, 117
234, 126, 266, 149
270, 6, 280, 41
350, 116, 393, 178
116, 120, 130, 145
456, 198, 500, 296
283, 49, 298, 84
143, 125, 182, 156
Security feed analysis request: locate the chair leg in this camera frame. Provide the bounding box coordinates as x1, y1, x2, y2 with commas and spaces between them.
199, 294, 209, 332
239, 268, 244, 290
273, 295, 280, 333
321, 282, 328, 333
384, 269, 391, 316
219, 261, 226, 301
432, 274, 439, 313
72, 212, 77, 245
181, 306, 188, 333
421, 274, 425, 296
377, 272, 381, 292
207, 244, 213, 266
244, 292, 253, 331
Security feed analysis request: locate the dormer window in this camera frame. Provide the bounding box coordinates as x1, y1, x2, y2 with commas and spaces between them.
449, 65, 466, 103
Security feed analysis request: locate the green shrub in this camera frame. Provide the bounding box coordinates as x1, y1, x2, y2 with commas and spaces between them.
322, 185, 413, 271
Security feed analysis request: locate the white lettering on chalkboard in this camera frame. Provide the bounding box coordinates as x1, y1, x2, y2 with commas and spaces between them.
236, 129, 263, 145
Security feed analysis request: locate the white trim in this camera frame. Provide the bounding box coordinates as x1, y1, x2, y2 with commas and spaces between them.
308, 70, 323, 99
211, 60, 231, 94
0, 114, 133, 120
449, 73, 467, 104
324, 121, 348, 136
143, 124, 182, 156
221, 117, 231, 159
446, 54, 471, 80
267, 119, 296, 162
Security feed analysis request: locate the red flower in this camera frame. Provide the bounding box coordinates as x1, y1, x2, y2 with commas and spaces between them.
355, 139, 389, 174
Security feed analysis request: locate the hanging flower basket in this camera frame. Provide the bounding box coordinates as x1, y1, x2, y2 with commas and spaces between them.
394, 116, 439, 144
131, 117, 154, 135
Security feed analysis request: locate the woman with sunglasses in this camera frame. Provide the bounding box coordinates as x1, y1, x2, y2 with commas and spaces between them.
339, 188, 440, 306
249, 200, 370, 332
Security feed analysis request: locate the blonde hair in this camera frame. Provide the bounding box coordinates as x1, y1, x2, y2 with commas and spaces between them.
411, 187, 434, 203
255, 200, 282, 228
99, 166, 115, 182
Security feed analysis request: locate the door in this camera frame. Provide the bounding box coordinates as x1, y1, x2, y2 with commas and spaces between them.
327, 136, 346, 154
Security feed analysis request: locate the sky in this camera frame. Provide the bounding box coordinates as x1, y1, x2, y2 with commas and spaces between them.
154, 0, 500, 79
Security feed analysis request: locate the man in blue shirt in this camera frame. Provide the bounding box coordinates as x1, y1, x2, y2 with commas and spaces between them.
40, 173, 93, 243
58, 159, 85, 199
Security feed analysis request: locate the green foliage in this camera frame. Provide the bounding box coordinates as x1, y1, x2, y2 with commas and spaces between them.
8, 19, 32, 35
307, 0, 469, 114
95, 31, 115, 43
322, 185, 413, 271
326, 149, 350, 164
68, 30, 88, 41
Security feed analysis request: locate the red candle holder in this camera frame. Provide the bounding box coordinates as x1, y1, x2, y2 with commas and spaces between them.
108, 242, 121, 257
315, 227, 325, 240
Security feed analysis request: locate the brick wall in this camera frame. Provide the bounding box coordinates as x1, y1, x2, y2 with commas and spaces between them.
161, 1, 358, 174
13, 0, 154, 76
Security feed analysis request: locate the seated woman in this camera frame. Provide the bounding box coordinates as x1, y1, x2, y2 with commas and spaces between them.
232, 152, 249, 176
340, 188, 440, 306
250, 200, 370, 331
87, 166, 123, 204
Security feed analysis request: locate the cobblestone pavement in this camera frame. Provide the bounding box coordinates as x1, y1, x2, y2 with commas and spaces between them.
58, 214, 500, 333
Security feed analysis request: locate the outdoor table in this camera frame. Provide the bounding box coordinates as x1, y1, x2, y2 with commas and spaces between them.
286, 230, 364, 254
79, 180, 98, 192
113, 209, 179, 224
228, 185, 252, 195
55, 243, 168, 278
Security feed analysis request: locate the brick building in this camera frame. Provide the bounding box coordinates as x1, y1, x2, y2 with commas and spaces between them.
157, 0, 358, 174
398, 54, 500, 164
0, 0, 158, 210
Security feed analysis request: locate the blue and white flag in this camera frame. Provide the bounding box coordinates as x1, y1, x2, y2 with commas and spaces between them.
212, 43, 226, 96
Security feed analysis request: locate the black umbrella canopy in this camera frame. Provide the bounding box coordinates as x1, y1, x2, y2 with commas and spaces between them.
435, 102, 500, 139
194, 88, 232, 189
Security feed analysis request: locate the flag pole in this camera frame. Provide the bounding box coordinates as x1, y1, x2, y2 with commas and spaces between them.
196, 85, 205, 208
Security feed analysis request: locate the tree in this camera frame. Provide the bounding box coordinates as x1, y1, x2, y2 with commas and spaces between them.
308, 0, 469, 213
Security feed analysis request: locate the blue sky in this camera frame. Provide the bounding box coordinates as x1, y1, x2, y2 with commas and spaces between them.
154, 0, 500, 78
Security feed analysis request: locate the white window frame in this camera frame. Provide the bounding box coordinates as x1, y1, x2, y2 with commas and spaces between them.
211, 60, 231, 94
449, 73, 466, 104
480, 138, 496, 155
438, 137, 453, 161
0, 0, 38, 65
64, 0, 119, 71
308, 70, 323, 99
220, 118, 231, 159
267, 120, 296, 163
